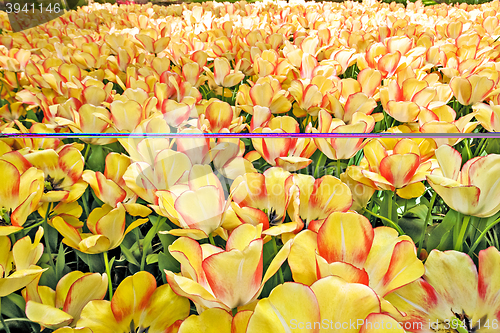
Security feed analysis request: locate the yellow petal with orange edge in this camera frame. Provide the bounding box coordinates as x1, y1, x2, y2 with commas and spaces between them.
165, 271, 228, 310
167, 228, 208, 240
288, 230, 318, 285
139, 284, 190, 333
379, 153, 419, 189
396, 182, 426, 199
226, 224, 262, 251
76, 300, 124, 333
263, 222, 300, 236
223, 73, 245, 88
111, 271, 157, 326
168, 236, 205, 283
122, 203, 152, 217
250, 83, 273, 107
94, 205, 126, 248
427, 176, 480, 216
312, 276, 381, 330
175, 187, 224, 236
260, 239, 292, 289
78, 234, 111, 254
316, 256, 369, 285
52, 217, 82, 250
53, 327, 93, 333
202, 239, 263, 309
476, 247, 500, 321
232, 310, 253, 333
0, 160, 20, 210
317, 212, 374, 268
25, 301, 73, 329
104, 153, 131, 183
110, 100, 142, 132
63, 273, 108, 322
423, 250, 478, 316
55, 271, 87, 309
0, 268, 47, 297
468, 75, 494, 105
178, 308, 232, 333
275, 156, 311, 172
371, 240, 424, 297
359, 313, 405, 333
450, 77, 472, 105
386, 101, 420, 123
344, 93, 377, 123
246, 282, 320, 333
0, 226, 24, 236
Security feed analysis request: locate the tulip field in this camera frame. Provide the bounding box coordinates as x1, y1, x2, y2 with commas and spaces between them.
3, 0, 500, 331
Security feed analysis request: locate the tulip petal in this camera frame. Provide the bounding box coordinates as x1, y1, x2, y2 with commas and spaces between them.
317, 212, 374, 268
246, 282, 320, 333
178, 308, 232, 333
25, 301, 73, 329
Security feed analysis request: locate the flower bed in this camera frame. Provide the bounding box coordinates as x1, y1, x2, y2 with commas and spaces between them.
0, 0, 500, 332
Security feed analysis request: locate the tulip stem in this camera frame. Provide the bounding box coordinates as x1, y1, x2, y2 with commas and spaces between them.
0, 299, 12, 333
103, 251, 113, 301
314, 153, 325, 178
272, 237, 284, 285
468, 216, 500, 256
336, 159, 341, 178
362, 208, 404, 235
208, 233, 216, 246
42, 203, 55, 272
455, 215, 471, 251
418, 191, 437, 258
474, 137, 488, 157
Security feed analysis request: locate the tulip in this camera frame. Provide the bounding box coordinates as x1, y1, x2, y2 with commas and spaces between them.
236, 76, 292, 115
165, 224, 292, 312
472, 101, 500, 132
24, 145, 88, 204
230, 167, 297, 235
82, 152, 152, 217
52, 203, 148, 254
246, 276, 405, 333
206, 57, 245, 88
288, 212, 424, 308
153, 164, 229, 240
450, 75, 495, 106
351, 139, 433, 199
386, 247, 500, 333
287, 173, 353, 232
313, 109, 375, 160
427, 145, 500, 218
24, 272, 108, 330
0, 227, 46, 297
177, 308, 252, 333
251, 116, 316, 172
0, 152, 44, 235
76, 271, 190, 333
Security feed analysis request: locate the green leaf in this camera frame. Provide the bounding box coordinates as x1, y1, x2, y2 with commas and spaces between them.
146, 253, 158, 265
1, 294, 25, 318
87, 145, 105, 172
427, 209, 459, 251
120, 243, 140, 267
55, 243, 66, 281
74, 251, 105, 273
158, 251, 180, 283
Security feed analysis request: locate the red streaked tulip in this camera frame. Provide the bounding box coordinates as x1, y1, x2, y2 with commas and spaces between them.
427, 144, 500, 218
52, 203, 148, 254
0, 227, 46, 297
246, 276, 405, 333
24, 272, 108, 330
288, 212, 424, 303
165, 224, 292, 312
386, 247, 500, 333
76, 271, 190, 333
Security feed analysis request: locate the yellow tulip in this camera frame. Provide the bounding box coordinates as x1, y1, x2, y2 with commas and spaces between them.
427, 145, 500, 218
165, 224, 292, 312
24, 272, 108, 330
0, 227, 46, 297
76, 271, 189, 333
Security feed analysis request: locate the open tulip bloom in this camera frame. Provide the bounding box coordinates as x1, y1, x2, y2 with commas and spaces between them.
3, 1, 500, 332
